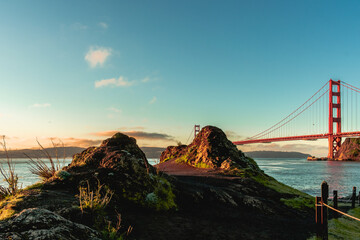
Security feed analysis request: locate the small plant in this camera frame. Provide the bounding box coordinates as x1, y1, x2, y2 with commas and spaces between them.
26, 139, 64, 181
0, 136, 20, 198
78, 179, 114, 213
101, 211, 133, 240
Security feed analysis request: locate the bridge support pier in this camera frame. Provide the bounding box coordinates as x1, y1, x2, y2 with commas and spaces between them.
328, 80, 342, 159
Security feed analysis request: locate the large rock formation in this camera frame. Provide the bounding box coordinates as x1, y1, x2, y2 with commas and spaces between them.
335, 138, 360, 161
0, 130, 315, 240
160, 125, 259, 171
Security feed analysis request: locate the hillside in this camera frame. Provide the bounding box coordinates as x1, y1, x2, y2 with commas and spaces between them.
245, 151, 311, 159
0, 147, 86, 159
0, 146, 166, 160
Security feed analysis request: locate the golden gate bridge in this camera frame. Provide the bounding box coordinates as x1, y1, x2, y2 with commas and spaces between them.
232, 80, 360, 159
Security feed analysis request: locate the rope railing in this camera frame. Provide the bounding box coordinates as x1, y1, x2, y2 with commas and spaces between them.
321, 202, 360, 222
316, 182, 360, 239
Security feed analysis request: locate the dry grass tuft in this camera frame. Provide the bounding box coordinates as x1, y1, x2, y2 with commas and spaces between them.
26, 139, 64, 181
78, 179, 114, 213
0, 136, 20, 198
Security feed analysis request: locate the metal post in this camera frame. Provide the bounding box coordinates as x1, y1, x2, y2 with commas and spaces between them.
321, 181, 329, 240
352, 187, 356, 208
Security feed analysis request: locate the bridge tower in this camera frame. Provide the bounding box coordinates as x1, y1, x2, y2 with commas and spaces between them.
328, 80, 342, 159
194, 125, 200, 138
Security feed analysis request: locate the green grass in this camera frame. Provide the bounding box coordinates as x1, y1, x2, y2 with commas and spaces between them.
308, 207, 360, 240
23, 182, 44, 190
281, 197, 314, 210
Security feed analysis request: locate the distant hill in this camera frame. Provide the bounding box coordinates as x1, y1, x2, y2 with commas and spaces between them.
0, 146, 167, 160
0, 147, 86, 159
244, 151, 311, 159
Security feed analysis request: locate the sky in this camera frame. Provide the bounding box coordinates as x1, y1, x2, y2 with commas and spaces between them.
0, 1, 360, 156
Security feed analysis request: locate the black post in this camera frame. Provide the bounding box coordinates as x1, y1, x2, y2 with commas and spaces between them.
333, 190, 338, 218
358, 191, 360, 206
352, 187, 356, 208
321, 181, 329, 240
316, 196, 322, 239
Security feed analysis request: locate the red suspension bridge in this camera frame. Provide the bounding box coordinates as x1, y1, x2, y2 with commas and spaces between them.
232, 80, 360, 159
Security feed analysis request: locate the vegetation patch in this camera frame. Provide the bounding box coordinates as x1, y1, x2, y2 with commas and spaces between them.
307, 207, 360, 240
281, 197, 314, 210
23, 182, 44, 191
252, 173, 310, 197
0, 194, 24, 221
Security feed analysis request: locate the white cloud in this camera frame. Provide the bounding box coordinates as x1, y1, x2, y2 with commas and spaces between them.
29, 103, 51, 108
149, 96, 157, 104
141, 77, 150, 83
98, 22, 108, 29
108, 107, 122, 113
85, 46, 112, 68
95, 76, 134, 88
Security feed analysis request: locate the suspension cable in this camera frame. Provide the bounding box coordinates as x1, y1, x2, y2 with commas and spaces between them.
248, 81, 329, 139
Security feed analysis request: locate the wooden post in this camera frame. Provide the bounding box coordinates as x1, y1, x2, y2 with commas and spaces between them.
321, 181, 329, 240
352, 187, 356, 208
316, 196, 322, 239
358, 191, 360, 206
333, 190, 338, 218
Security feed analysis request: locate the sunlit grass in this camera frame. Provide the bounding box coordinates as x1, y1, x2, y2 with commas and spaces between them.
26, 139, 65, 181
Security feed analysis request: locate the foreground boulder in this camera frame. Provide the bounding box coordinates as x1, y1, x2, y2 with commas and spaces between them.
335, 138, 360, 161
0, 208, 101, 240
160, 125, 259, 171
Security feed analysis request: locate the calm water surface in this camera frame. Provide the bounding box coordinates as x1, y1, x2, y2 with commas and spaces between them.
1, 158, 359, 197
255, 158, 360, 197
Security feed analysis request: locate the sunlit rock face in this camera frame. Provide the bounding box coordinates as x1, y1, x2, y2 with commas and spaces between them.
335, 138, 360, 161
160, 125, 260, 171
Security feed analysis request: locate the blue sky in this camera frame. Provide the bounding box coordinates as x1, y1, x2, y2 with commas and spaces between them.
0, 1, 360, 155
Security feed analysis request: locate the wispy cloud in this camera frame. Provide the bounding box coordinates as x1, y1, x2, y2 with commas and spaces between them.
141, 77, 150, 83
95, 76, 134, 88
98, 22, 108, 29
85, 46, 112, 68
107, 107, 122, 113
72, 22, 88, 30
91, 130, 174, 141
59, 137, 101, 147
29, 103, 51, 108
225, 131, 242, 141
149, 97, 157, 104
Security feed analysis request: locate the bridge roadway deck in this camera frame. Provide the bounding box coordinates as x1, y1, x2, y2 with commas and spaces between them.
233, 131, 360, 145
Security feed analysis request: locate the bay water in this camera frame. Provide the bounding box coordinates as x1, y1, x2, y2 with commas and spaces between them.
1, 158, 359, 197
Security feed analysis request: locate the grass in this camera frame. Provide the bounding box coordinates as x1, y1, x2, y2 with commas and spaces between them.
307, 207, 360, 240
0, 194, 24, 220
78, 179, 114, 213
0, 136, 20, 199
26, 139, 65, 181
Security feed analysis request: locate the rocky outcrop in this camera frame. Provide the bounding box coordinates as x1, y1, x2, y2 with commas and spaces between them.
70, 132, 151, 171
0, 208, 101, 240
335, 138, 360, 161
160, 126, 259, 171
0, 130, 315, 240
